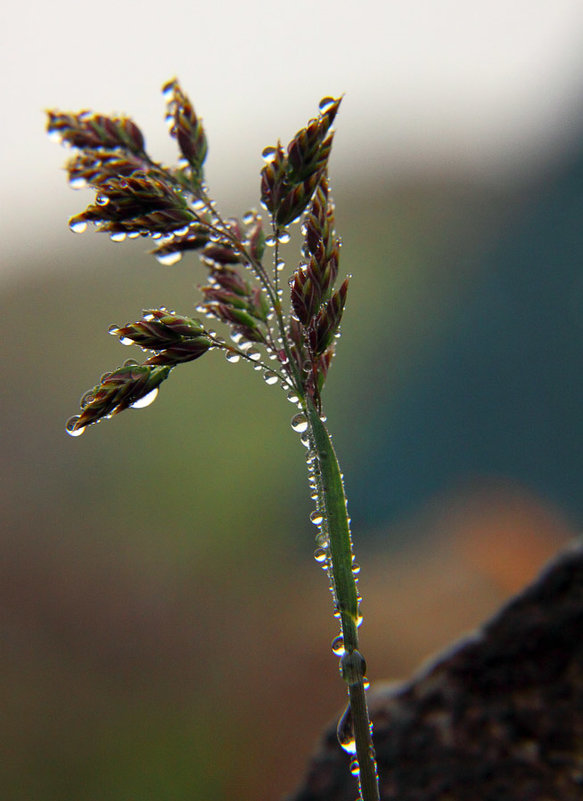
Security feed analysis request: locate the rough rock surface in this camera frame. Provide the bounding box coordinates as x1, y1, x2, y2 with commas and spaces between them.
287, 544, 583, 801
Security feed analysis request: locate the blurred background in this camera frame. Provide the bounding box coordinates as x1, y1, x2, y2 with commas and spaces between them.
2, 1, 583, 799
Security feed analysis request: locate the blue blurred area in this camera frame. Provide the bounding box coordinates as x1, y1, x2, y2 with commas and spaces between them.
350, 145, 583, 532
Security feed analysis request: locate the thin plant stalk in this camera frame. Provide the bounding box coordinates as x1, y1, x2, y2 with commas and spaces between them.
307, 400, 380, 801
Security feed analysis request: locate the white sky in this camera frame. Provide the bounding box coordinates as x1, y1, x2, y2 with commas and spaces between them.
2, 0, 583, 281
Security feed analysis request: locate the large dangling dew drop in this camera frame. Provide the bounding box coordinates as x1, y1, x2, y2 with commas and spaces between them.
155, 251, 183, 266
337, 704, 357, 754
69, 219, 87, 234
65, 415, 85, 437
130, 388, 159, 409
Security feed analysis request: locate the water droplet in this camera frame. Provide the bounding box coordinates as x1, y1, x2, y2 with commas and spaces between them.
65, 415, 85, 437
287, 390, 299, 404
351, 562, 361, 575
276, 260, 285, 272
155, 251, 183, 266
226, 351, 240, 364
265, 235, 276, 247
79, 390, 95, 408
291, 412, 308, 433
337, 704, 356, 754
261, 146, 277, 161
277, 231, 290, 244
263, 370, 278, 385
331, 635, 345, 656
313, 547, 327, 564
310, 510, 323, 526
123, 358, 139, 367
300, 432, 311, 448
247, 348, 261, 362
69, 219, 87, 234
68, 177, 87, 190
130, 388, 159, 409
349, 759, 360, 776
119, 336, 134, 346
340, 650, 366, 686
107, 324, 119, 336
319, 97, 337, 113
95, 194, 109, 206
110, 232, 126, 243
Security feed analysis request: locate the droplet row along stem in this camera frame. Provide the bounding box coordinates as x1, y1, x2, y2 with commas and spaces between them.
304, 399, 380, 801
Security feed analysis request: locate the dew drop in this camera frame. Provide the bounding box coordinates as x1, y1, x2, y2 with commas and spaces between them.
349, 759, 360, 776
155, 251, 183, 266
65, 415, 85, 437
300, 431, 311, 448
261, 146, 277, 161
351, 562, 361, 575
130, 388, 159, 409
263, 370, 278, 385
331, 635, 345, 656
290, 412, 308, 433
287, 390, 299, 404
226, 351, 240, 364
79, 390, 95, 408
276, 260, 285, 272
95, 194, 110, 206
310, 510, 323, 526
123, 358, 139, 367
319, 97, 337, 113
68, 177, 87, 190
119, 336, 134, 346
110, 232, 127, 243
337, 704, 356, 754
277, 231, 290, 244
313, 547, 327, 564
265, 235, 276, 247
247, 348, 261, 362
69, 219, 87, 234
107, 324, 119, 336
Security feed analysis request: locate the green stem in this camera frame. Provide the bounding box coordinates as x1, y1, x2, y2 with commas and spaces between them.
305, 399, 380, 801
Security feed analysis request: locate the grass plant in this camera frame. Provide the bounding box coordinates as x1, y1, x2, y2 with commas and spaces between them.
48, 80, 380, 801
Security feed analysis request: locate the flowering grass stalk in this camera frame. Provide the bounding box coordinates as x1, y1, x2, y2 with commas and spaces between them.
48, 81, 380, 801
